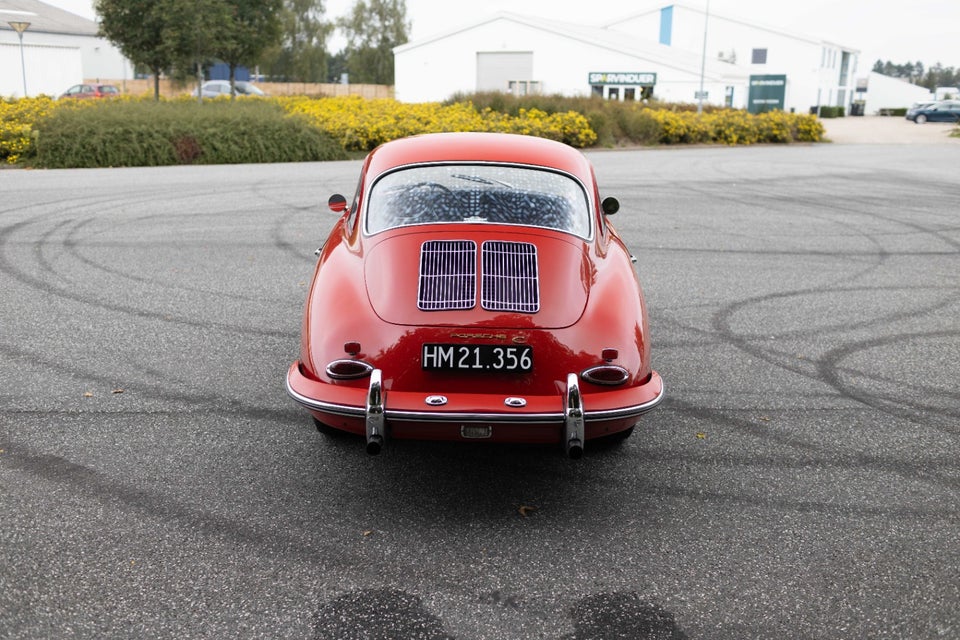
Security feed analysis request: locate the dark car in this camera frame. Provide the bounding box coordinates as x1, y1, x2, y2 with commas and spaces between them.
199, 80, 267, 98
286, 132, 664, 458
59, 83, 120, 99
906, 100, 960, 124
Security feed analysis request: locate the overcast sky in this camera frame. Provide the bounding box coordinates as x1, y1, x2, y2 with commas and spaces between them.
43, 0, 960, 70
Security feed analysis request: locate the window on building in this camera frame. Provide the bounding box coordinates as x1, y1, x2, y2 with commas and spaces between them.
507, 80, 542, 96
625, 88, 636, 101
508, 81, 528, 97
591, 85, 603, 97
752, 48, 767, 64
607, 87, 620, 100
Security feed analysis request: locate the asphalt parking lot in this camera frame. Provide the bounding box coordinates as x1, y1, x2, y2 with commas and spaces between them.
1, 138, 958, 638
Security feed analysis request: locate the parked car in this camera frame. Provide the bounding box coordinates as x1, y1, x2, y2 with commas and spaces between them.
199, 80, 267, 98
906, 100, 960, 123
59, 83, 120, 99
286, 132, 664, 458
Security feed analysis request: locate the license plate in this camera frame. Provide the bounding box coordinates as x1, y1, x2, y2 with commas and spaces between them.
422, 344, 533, 372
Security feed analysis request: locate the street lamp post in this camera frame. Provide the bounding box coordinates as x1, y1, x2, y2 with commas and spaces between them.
697, 0, 710, 114
7, 21, 30, 97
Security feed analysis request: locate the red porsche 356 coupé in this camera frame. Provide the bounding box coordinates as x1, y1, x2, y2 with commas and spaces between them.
286, 132, 663, 457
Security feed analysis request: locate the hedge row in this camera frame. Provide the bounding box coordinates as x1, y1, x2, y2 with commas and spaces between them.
21, 99, 346, 168
279, 95, 596, 151
3, 94, 828, 168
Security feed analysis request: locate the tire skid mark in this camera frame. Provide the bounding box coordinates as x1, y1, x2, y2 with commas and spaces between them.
650, 180, 891, 287
0, 436, 361, 574
661, 399, 960, 495
713, 285, 959, 341
816, 330, 960, 427
0, 340, 299, 425
0, 216, 296, 340
57, 214, 293, 306
709, 287, 960, 428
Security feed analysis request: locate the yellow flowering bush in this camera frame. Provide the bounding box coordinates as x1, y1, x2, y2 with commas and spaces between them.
278, 96, 597, 150
1, 96, 55, 164
0, 94, 824, 167
643, 106, 824, 145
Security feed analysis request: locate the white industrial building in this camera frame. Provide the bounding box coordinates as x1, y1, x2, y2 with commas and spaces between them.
606, 3, 860, 114
855, 72, 933, 115
394, 3, 868, 115
1, 0, 131, 98
394, 11, 750, 107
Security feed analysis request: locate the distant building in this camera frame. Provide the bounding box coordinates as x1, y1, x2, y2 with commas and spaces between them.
604, 3, 859, 114
1, 0, 131, 98
934, 86, 959, 101
394, 12, 750, 106
855, 72, 933, 114
394, 4, 860, 115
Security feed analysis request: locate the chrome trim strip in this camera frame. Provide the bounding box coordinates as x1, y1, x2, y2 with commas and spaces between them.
362, 162, 596, 242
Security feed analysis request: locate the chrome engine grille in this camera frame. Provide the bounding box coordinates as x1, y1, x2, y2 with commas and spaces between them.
417, 240, 477, 310
481, 241, 540, 313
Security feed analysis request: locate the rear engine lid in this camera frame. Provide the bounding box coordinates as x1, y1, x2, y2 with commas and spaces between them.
364, 231, 589, 329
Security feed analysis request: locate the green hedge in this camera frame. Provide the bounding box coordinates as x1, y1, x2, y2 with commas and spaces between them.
813, 105, 846, 118
29, 99, 346, 168
6, 93, 829, 169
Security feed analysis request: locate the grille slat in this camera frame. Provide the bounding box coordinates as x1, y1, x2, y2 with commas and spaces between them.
418, 240, 477, 310
481, 241, 540, 313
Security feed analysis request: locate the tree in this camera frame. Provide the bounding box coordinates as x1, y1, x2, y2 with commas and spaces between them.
259, 0, 333, 82
96, 0, 173, 100
872, 58, 958, 91
216, 0, 283, 97
337, 0, 410, 84
162, 0, 232, 101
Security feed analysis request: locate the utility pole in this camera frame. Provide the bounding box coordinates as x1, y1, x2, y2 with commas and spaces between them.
697, 1, 710, 114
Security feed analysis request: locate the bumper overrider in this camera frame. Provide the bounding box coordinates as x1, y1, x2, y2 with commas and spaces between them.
286, 362, 664, 458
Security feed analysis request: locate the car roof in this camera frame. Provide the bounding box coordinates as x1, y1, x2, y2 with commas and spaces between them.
363, 133, 596, 185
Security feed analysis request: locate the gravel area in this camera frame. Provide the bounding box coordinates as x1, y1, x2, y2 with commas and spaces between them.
822, 115, 960, 144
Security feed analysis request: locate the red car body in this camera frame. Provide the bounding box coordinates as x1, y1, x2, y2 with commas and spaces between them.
286, 132, 663, 457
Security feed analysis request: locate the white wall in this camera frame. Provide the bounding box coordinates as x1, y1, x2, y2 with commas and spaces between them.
861, 72, 934, 114
1, 40, 82, 98
395, 15, 747, 106
609, 4, 858, 113
0, 29, 132, 97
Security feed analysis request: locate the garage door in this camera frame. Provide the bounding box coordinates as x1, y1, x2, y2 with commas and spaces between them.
476, 52, 533, 92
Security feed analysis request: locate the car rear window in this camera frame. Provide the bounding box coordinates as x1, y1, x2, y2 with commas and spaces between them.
365, 164, 591, 238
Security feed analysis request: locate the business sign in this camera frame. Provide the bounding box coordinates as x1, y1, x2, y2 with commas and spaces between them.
589, 72, 657, 86
748, 74, 786, 113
